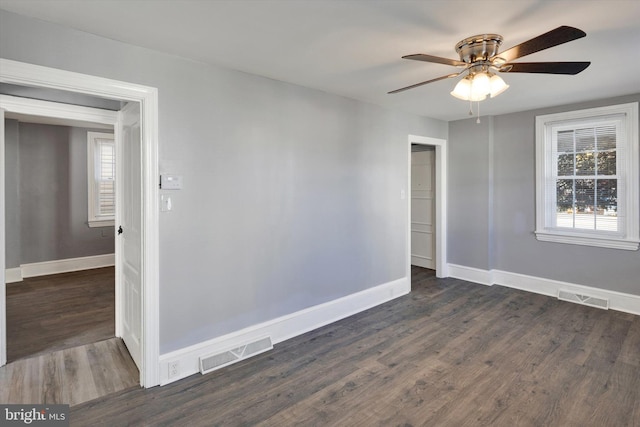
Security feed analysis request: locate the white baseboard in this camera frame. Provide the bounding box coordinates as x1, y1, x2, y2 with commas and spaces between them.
448, 263, 640, 316
14, 254, 115, 279
447, 264, 493, 286
5, 268, 22, 283
159, 276, 410, 385
492, 269, 640, 315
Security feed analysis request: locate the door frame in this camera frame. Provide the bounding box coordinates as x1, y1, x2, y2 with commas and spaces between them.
0, 58, 160, 387
407, 135, 448, 278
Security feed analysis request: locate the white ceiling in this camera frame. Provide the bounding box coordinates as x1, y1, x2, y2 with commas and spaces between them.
1, 0, 639, 121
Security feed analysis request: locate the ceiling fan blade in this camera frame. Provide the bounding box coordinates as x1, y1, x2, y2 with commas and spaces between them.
388, 73, 461, 94
496, 26, 587, 62
403, 54, 466, 67
501, 61, 591, 75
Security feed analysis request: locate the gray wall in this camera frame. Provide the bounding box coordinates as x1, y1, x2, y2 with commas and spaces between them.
4, 120, 115, 267
0, 10, 448, 353
449, 94, 640, 295
448, 117, 492, 270
4, 119, 20, 268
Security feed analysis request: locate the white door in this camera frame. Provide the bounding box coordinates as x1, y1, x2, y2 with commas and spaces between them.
117, 102, 143, 369
411, 149, 436, 269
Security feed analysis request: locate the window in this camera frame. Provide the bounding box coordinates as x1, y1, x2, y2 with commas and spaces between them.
535, 103, 639, 250
87, 131, 115, 227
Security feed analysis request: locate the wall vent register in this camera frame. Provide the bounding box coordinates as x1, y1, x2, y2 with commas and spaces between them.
199, 336, 273, 375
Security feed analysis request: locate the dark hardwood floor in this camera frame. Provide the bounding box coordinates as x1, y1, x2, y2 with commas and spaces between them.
70, 267, 640, 426
6, 267, 115, 362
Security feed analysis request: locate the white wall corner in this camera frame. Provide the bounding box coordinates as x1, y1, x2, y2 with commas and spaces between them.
158, 276, 410, 385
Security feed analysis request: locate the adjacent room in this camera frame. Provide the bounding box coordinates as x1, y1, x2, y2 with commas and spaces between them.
0, 0, 638, 425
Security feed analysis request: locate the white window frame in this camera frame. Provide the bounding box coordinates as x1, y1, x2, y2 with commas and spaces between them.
87, 131, 116, 227
535, 102, 639, 250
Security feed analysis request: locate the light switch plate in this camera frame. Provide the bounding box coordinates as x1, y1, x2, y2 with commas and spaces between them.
160, 195, 172, 212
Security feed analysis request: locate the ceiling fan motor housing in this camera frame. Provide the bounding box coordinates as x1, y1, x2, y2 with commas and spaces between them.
455, 34, 503, 64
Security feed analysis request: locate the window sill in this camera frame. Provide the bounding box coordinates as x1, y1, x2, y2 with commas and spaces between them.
535, 230, 639, 251
88, 219, 115, 228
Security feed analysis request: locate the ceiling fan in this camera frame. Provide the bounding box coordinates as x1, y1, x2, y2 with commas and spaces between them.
389, 26, 590, 100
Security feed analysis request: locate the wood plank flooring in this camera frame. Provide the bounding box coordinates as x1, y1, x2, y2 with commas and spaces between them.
6, 267, 115, 362
1, 267, 139, 407
69, 267, 640, 426
0, 338, 139, 406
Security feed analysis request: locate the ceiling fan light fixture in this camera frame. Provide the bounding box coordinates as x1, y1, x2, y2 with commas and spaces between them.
468, 90, 487, 102
471, 72, 491, 97
489, 74, 509, 98
450, 77, 472, 100
450, 72, 508, 101
450, 73, 492, 101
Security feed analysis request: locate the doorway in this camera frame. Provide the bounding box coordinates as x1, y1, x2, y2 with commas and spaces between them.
411, 145, 436, 269
407, 135, 448, 280
3, 111, 116, 363
0, 58, 160, 387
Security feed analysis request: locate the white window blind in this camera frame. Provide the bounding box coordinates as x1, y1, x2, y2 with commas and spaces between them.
88, 132, 116, 227
535, 103, 639, 250
552, 124, 618, 232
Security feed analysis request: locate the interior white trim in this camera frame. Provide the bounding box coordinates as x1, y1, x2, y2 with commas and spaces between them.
534, 102, 639, 251
448, 263, 640, 315
4, 268, 22, 284
0, 110, 5, 366
408, 135, 448, 278
534, 231, 639, 251
0, 58, 160, 387
19, 254, 115, 279
158, 277, 410, 385
447, 264, 493, 286
87, 219, 116, 228
0, 94, 118, 126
